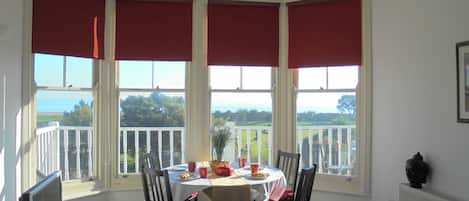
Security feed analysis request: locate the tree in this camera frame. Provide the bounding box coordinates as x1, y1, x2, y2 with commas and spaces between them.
336, 95, 356, 117
120, 93, 185, 127
61, 100, 92, 126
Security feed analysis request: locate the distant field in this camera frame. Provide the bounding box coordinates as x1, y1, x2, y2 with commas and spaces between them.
37, 114, 63, 125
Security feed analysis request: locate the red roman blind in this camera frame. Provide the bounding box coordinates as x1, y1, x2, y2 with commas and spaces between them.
208, 3, 279, 67
115, 0, 192, 61
32, 0, 105, 59
288, 0, 362, 68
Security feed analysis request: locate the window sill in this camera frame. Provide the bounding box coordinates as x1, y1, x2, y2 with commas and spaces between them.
62, 181, 103, 201
313, 174, 367, 195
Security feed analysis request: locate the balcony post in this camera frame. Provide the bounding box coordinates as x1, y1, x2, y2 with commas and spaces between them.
64, 129, 69, 180
135, 131, 139, 173
76, 130, 81, 178
88, 129, 93, 177
328, 128, 333, 174
318, 129, 323, 173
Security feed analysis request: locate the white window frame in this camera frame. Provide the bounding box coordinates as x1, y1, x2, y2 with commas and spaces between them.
293, 66, 367, 194
295, 66, 358, 172
25, 53, 102, 199
209, 66, 276, 165
109, 61, 189, 189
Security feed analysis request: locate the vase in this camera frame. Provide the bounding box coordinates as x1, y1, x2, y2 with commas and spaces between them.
405, 152, 430, 188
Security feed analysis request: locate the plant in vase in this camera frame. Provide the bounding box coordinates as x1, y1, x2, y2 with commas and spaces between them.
210, 126, 231, 171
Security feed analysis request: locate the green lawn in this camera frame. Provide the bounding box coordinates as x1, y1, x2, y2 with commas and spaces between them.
37, 115, 63, 125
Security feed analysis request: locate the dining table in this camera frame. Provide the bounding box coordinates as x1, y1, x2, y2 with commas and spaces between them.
165, 164, 287, 201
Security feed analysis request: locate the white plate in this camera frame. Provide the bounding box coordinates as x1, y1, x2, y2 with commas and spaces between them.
244, 173, 269, 180
165, 164, 188, 171
168, 167, 186, 171
177, 173, 200, 181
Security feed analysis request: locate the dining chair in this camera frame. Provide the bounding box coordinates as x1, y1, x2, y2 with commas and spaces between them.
142, 152, 161, 170
141, 166, 172, 201
294, 165, 317, 201
141, 165, 197, 201
276, 150, 301, 191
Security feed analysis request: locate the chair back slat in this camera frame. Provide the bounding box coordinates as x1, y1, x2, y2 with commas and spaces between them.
141, 154, 173, 201
294, 164, 317, 201
142, 152, 161, 170
276, 150, 300, 190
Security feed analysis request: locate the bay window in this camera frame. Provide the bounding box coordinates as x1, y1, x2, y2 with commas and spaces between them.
24, 0, 370, 197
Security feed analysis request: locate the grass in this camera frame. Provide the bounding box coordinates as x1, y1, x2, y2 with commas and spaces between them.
37, 115, 63, 126
238, 129, 270, 165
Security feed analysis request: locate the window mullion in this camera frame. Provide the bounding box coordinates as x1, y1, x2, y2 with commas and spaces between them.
152, 61, 155, 89
239, 67, 243, 90
63, 56, 67, 87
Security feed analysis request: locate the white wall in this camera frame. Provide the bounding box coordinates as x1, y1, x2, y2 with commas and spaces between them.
372, 0, 469, 201
0, 0, 24, 200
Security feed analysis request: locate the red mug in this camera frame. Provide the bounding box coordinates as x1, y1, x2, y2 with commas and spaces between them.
251, 163, 259, 175
199, 167, 208, 178
238, 158, 247, 168
188, 161, 196, 173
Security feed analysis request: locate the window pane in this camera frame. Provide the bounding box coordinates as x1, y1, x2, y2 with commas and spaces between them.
119, 92, 185, 173
35, 54, 63, 87
328, 66, 359, 89
296, 92, 356, 176
210, 66, 241, 90
242, 67, 271, 90
119, 61, 153, 88
154, 61, 185, 89
35, 90, 94, 181
211, 92, 272, 166
66, 56, 93, 88
298, 68, 327, 90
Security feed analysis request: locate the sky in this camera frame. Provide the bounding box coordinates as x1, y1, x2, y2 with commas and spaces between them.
35, 53, 358, 113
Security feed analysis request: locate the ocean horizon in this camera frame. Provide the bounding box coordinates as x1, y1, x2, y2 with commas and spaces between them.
37, 99, 337, 114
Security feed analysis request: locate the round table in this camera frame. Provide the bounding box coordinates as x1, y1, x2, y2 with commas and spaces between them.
167, 166, 286, 201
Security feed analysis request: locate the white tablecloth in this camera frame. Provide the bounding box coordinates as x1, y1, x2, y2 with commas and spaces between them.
167, 167, 286, 201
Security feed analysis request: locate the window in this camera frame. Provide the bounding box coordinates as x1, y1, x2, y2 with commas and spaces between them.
118, 61, 186, 175
210, 66, 273, 166
296, 66, 358, 176
34, 53, 95, 181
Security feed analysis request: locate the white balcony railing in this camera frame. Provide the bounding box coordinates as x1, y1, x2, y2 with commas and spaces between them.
297, 125, 356, 175
36, 122, 93, 181
118, 127, 185, 175
36, 123, 355, 181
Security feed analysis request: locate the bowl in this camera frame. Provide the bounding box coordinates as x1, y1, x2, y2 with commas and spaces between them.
209, 160, 231, 171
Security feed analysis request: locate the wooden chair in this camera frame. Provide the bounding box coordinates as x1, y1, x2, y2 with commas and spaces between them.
294, 165, 317, 201
142, 152, 161, 170
141, 167, 173, 201
276, 150, 301, 191
141, 154, 197, 201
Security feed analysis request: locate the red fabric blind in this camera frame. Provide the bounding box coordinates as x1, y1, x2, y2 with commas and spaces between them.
115, 0, 192, 61
288, 0, 362, 68
208, 4, 279, 67
32, 0, 105, 59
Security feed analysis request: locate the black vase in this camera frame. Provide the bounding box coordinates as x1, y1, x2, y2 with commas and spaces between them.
405, 152, 430, 188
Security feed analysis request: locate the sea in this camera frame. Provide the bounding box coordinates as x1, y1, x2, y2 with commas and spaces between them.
37, 99, 335, 113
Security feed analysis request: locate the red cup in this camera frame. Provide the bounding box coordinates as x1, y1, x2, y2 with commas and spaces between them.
188, 161, 196, 173
199, 167, 208, 178
251, 163, 259, 175
239, 158, 247, 168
